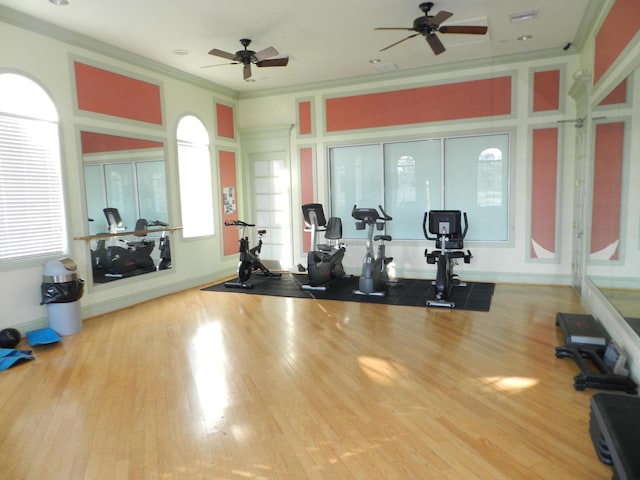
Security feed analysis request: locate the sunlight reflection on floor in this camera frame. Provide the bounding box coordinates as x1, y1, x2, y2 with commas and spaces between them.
480, 375, 540, 393
191, 322, 229, 434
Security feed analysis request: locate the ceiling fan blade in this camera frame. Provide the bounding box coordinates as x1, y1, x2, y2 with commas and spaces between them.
429, 11, 453, 27
200, 62, 239, 69
254, 46, 278, 62
257, 57, 289, 67
374, 27, 416, 31
243, 63, 252, 80
379, 33, 420, 52
208, 48, 237, 61
426, 33, 446, 55
439, 25, 488, 35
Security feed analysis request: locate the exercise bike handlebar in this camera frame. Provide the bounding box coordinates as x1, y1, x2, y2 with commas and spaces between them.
148, 220, 169, 227
351, 204, 392, 223
378, 205, 392, 221
224, 220, 255, 227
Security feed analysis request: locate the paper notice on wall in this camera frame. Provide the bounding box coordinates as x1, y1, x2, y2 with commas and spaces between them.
223, 186, 236, 214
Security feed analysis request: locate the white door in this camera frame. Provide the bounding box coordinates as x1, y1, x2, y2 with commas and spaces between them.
250, 151, 292, 271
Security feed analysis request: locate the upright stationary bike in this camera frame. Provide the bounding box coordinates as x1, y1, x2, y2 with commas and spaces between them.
299, 203, 348, 291
423, 210, 472, 307
224, 220, 281, 289
351, 205, 393, 296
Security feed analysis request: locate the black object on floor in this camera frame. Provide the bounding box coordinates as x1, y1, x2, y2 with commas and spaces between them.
590, 392, 640, 479
202, 273, 495, 311
555, 344, 638, 394
555, 312, 610, 346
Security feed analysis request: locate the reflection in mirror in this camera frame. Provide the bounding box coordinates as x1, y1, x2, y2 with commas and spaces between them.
586, 73, 640, 334
81, 131, 172, 283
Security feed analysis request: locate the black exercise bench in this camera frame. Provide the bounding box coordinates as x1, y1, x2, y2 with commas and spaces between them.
590, 392, 640, 479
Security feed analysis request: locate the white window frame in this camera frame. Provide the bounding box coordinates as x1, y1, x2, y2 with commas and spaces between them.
0, 73, 67, 263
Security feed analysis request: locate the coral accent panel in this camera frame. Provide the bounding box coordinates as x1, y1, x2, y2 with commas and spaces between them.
591, 122, 624, 260
218, 150, 239, 256
80, 131, 163, 154
533, 70, 560, 112
594, 0, 640, 85
325, 76, 512, 132
298, 101, 312, 136
216, 103, 235, 139
300, 147, 314, 252
74, 62, 162, 125
599, 78, 627, 105
530, 128, 558, 258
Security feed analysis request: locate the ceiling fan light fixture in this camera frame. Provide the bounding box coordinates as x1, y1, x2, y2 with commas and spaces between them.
518, 35, 533, 41
49, 0, 69, 5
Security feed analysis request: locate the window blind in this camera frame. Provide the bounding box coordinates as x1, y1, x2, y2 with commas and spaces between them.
0, 115, 66, 261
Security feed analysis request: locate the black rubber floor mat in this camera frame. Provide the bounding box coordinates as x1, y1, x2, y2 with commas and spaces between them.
202, 273, 495, 311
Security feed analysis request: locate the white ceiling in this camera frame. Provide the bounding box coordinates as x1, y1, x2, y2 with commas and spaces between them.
0, 0, 599, 93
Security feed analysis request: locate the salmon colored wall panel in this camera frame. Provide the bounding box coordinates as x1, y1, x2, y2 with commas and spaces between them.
80, 131, 163, 154
533, 70, 560, 112
599, 78, 627, 105
325, 76, 512, 132
530, 128, 558, 258
594, 0, 640, 85
298, 101, 312, 136
216, 103, 235, 139
219, 150, 239, 256
591, 122, 624, 260
300, 147, 314, 252
74, 62, 162, 125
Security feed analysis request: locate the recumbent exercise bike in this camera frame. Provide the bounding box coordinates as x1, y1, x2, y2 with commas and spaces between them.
299, 203, 348, 291
351, 205, 394, 296
423, 210, 472, 308
224, 220, 281, 289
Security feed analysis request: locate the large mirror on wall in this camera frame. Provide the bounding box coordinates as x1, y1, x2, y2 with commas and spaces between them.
81, 130, 172, 284
585, 68, 640, 334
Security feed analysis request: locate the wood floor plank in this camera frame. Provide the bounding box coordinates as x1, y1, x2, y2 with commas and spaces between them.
0, 282, 614, 479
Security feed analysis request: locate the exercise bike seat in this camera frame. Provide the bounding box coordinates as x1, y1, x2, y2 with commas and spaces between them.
325, 217, 343, 240
373, 234, 392, 242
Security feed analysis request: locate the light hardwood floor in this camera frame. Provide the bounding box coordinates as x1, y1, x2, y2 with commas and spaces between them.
0, 281, 614, 479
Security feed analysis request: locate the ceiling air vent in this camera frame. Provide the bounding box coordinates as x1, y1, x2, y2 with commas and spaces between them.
510, 10, 537, 22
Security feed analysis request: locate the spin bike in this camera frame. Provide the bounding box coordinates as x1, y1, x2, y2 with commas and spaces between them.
224, 220, 281, 289
351, 205, 393, 296
423, 210, 472, 308
300, 203, 348, 291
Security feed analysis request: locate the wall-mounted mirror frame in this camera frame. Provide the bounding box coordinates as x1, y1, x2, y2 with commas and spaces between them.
79, 129, 173, 284
584, 43, 640, 343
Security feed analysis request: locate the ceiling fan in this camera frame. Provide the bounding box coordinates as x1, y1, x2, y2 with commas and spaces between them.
205, 38, 289, 80
375, 2, 488, 55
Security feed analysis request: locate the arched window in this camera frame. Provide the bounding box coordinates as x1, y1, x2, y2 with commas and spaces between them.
477, 147, 503, 207
0, 73, 66, 261
177, 115, 214, 238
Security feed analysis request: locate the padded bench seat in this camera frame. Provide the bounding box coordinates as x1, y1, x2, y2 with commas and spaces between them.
590, 392, 640, 479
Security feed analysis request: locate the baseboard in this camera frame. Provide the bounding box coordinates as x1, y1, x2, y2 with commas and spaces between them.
80, 272, 218, 319
380, 267, 573, 286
